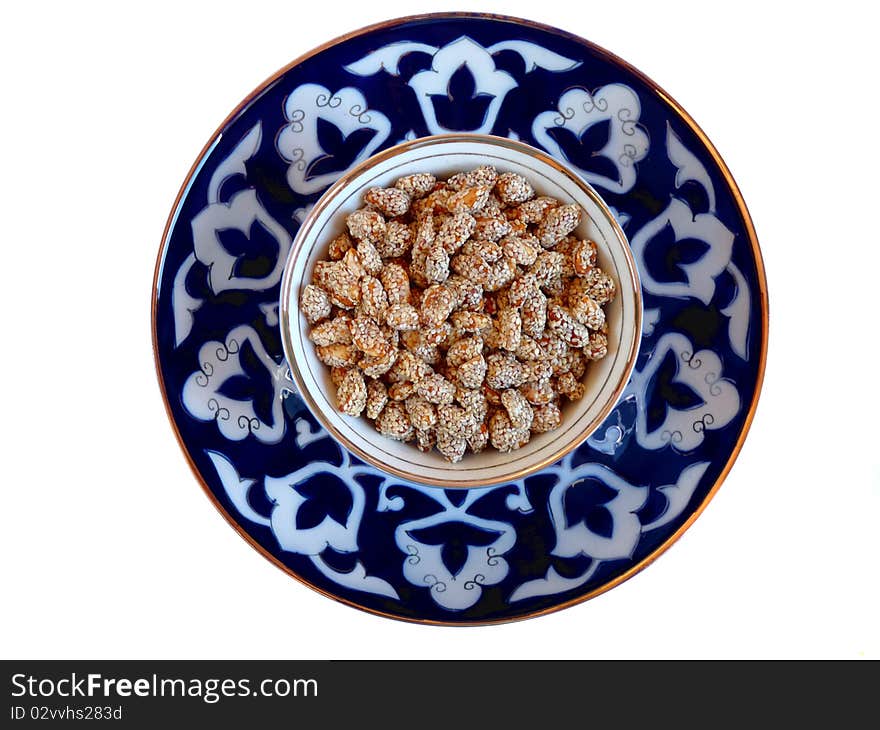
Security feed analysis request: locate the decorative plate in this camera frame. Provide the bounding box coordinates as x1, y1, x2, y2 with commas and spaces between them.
152, 13, 767, 624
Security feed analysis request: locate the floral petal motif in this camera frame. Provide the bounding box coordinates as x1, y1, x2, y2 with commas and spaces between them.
345, 36, 578, 136
408, 37, 516, 134
182, 325, 292, 444
630, 198, 734, 304
266, 465, 365, 554
532, 84, 649, 193
512, 459, 710, 602
209, 447, 397, 599
547, 464, 649, 561
172, 123, 267, 347
630, 332, 741, 451
635, 125, 752, 360
396, 510, 516, 611
190, 188, 292, 294
276, 84, 391, 195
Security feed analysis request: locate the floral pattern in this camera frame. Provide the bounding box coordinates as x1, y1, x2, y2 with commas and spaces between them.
154, 15, 765, 623
277, 84, 392, 195
532, 84, 649, 194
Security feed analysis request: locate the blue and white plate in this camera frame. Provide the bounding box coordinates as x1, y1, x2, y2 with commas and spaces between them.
152, 13, 767, 624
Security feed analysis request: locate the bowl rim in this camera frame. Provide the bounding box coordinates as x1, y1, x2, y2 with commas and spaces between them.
279, 132, 643, 488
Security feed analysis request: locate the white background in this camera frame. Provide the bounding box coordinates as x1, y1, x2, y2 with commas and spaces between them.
2, 1, 877, 659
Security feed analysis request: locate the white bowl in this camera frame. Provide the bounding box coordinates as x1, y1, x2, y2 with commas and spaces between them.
280, 134, 641, 488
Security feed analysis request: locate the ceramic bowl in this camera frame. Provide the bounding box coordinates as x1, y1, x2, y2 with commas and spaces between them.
279, 134, 641, 488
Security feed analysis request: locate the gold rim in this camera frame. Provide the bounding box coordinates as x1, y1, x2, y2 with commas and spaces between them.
151, 12, 769, 626
278, 132, 642, 489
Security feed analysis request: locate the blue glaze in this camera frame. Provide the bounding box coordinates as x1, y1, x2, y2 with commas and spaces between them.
154, 14, 765, 623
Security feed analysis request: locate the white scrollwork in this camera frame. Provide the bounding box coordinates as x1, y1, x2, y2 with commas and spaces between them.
171, 253, 201, 347
276, 83, 391, 195
182, 325, 293, 444
509, 564, 600, 603
510, 459, 711, 602
345, 36, 578, 136
586, 409, 627, 455
667, 122, 717, 212
722, 261, 752, 360
190, 188, 293, 294
395, 489, 517, 611
630, 332, 741, 452
532, 84, 649, 194
265, 464, 366, 555
172, 123, 282, 346
630, 198, 734, 305
548, 465, 649, 561
208, 449, 398, 600
635, 125, 752, 360
641, 461, 710, 531
642, 307, 661, 337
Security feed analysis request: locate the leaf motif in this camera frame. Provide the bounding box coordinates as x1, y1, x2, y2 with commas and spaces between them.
343, 41, 439, 76
667, 122, 716, 212
545, 122, 619, 182
207, 122, 261, 205
215, 219, 278, 281
237, 339, 275, 427
294, 474, 355, 532
171, 254, 202, 348
216, 374, 254, 402
429, 64, 494, 132
562, 478, 618, 538
640, 221, 712, 285
486, 40, 580, 72
315, 116, 344, 157
645, 349, 704, 433
409, 521, 502, 579
307, 120, 377, 180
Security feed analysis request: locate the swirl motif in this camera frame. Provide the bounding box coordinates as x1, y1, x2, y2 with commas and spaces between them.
215, 338, 239, 362
315, 92, 342, 108
553, 107, 577, 126
287, 109, 305, 132
583, 96, 609, 113
618, 107, 637, 135
195, 361, 214, 387
157, 20, 762, 624
348, 104, 372, 123
285, 148, 307, 172
463, 574, 487, 591
661, 429, 684, 444
207, 399, 230, 422
692, 414, 715, 433
424, 575, 448, 593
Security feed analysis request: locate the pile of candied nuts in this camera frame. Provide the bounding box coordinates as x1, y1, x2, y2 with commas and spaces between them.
299, 165, 616, 463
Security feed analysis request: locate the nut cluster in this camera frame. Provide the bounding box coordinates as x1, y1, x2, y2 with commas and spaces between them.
300, 165, 616, 462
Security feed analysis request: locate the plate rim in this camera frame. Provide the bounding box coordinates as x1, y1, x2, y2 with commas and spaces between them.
151, 11, 769, 625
